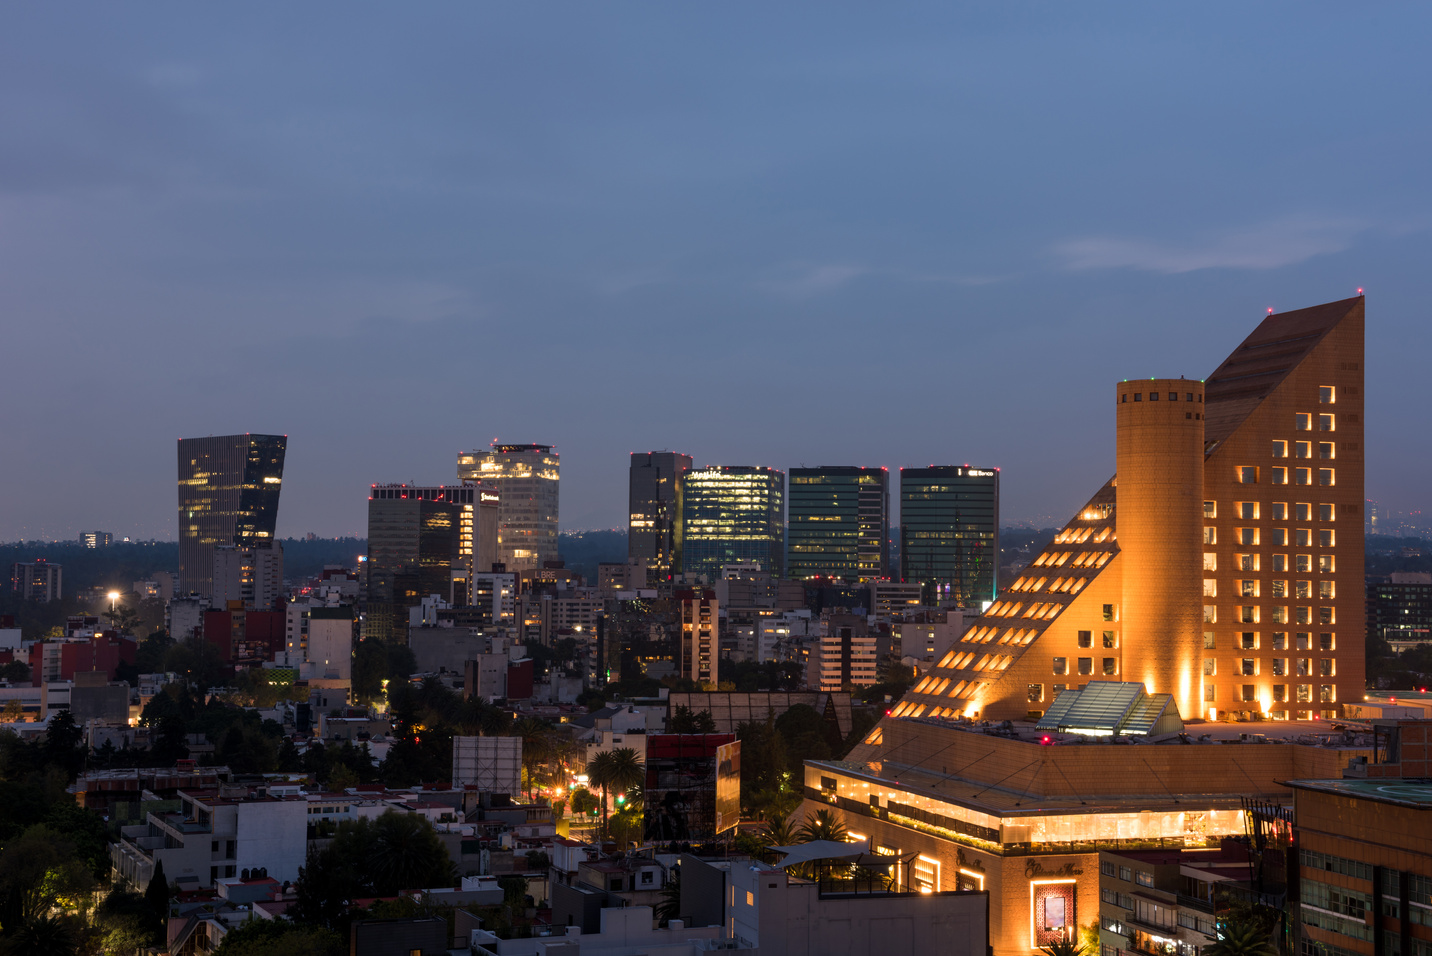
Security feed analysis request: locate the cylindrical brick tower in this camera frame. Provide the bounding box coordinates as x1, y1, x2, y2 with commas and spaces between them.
1116, 377, 1204, 720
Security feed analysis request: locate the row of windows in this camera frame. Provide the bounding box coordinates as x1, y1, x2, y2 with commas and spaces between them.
1076, 629, 1119, 647
1205, 658, 1336, 677
1207, 684, 1337, 702
1204, 606, 1335, 624
1237, 466, 1337, 485
1273, 440, 1337, 459
1207, 527, 1336, 547
1204, 632, 1336, 650
1217, 501, 1338, 521
1099, 861, 1156, 887
1121, 390, 1203, 403
1205, 579, 1336, 599
1221, 554, 1335, 573
1049, 657, 1119, 676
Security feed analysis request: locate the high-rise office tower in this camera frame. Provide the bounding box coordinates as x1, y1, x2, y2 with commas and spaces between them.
363, 485, 463, 642
628, 451, 693, 579
79, 532, 112, 549
893, 296, 1367, 722
899, 466, 1000, 607
677, 588, 719, 686
11, 560, 62, 601
788, 466, 889, 581
177, 434, 287, 598
457, 443, 559, 573
675, 466, 785, 580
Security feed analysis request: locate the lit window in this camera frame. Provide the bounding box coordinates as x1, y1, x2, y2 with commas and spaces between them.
1028, 684, 1044, 702
1320, 529, 1334, 547
1318, 468, 1335, 486
1296, 555, 1312, 573
1102, 658, 1117, 676
1296, 503, 1311, 520
1319, 414, 1335, 432
1239, 528, 1258, 545
1295, 529, 1311, 547
1272, 659, 1286, 676
1078, 658, 1093, 675
1271, 440, 1287, 458
1320, 607, 1334, 625
1319, 503, 1335, 521
1272, 632, 1287, 650
1271, 580, 1286, 597
1240, 502, 1258, 520
1239, 467, 1258, 484
1205, 685, 1216, 702
1319, 442, 1335, 460
1078, 630, 1092, 648
1052, 658, 1067, 675
1240, 606, 1258, 624
1204, 501, 1217, 518
1271, 467, 1287, 485
1204, 527, 1217, 545
1294, 468, 1311, 485
1294, 441, 1311, 459
1240, 580, 1258, 597
1240, 554, 1260, 571
1319, 633, 1335, 651
1297, 658, 1311, 676
1296, 580, 1312, 598
1295, 413, 1311, 431
1204, 659, 1216, 676
1319, 386, 1335, 404
1272, 502, 1288, 520
1270, 528, 1287, 546
1103, 631, 1117, 649
1103, 604, 1116, 621
1319, 555, 1334, 572
1204, 631, 1216, 649
1203, 579, 1218, 597
1203, 606, 1217, 624
1203, 553, 1217, 571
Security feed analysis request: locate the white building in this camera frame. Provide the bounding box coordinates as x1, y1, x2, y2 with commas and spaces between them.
211, 542, 284, 610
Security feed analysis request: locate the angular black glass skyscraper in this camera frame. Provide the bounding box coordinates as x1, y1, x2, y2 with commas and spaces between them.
177, 434, 287, 597
899, 466, 999, 607
788, 466, 889, 581
629, 451, 693, 579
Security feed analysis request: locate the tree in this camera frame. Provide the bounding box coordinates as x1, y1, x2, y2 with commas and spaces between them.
44, 708, 85, 776
0, 699, 23, 723
94, 887, 161, 954
0, 913, 83, 955
211, 919, 343, 956
144, 859, 171, 938
587, 747, 644, 839
1205, 920, 1277, 956
758, 814, 798, 849
0, 825, 96, 933
367, 811, 457, 894
795, 809, 848, 844
0, 660, 29, 683
512, 717, 555, 798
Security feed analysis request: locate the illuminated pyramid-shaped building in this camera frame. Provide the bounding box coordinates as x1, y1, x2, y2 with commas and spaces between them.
891, 296, 1366, 723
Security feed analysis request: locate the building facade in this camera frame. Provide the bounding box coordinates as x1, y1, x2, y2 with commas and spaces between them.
675, 466, 785, 580
1367, 572, 1432, 651
892, 296, 1367, 722
211, 542, 284, 610
458, 443, 559, 573
363, 485, 463, 642
677, 588, 719, 686
900, 466, 1000, 608
11, 560, 62, 601
788, 466, 889, 581
79, 531, 112, 549
177, 434, 287, 597
628, 451, 693, 580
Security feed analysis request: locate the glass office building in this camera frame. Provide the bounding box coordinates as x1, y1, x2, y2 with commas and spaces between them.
458, 443, 559, 572
363, 485, 463, 642
900, 466, 999, 607
788, 467, 889, 581
629, 451, 693, 578
676, 466, 785, 580
177, 434, 287, 597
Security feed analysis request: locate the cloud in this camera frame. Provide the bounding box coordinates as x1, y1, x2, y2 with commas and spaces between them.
759, 263, 868, 298
1053, 215, 1371, 274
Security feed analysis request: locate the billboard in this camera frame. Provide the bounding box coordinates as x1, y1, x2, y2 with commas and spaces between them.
451, 735, 522, 796
714, 741, 741, 834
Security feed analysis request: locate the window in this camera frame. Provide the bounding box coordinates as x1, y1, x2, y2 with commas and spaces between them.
1295, 468, 1311, 485
1320, 529, 1334, 547
1296, 633, 1311, 650
1272, 502, 1288, 520
1295, 502, 1310, 520
1149, 391, 1159, 400
1297, 684, 1312, 702
1203, 579, 1218, 597
1271, 440, 1287, 458
1078, 658, 1093, 675
1271, 554, 1286, 572
1242, 659, 1256, 676
1296, 607, 1311, 624
1320, 607, 1334, 624
1272, 658, 1286, 676
1239, 502, 1258, 520
1296, 413, 1312, 430
1297, 555, 1312, 572
1273, 684, 1286, 701
1136, 871, 1154, 888
1241, 685, 1257, 702
1205, 685, 1216, 701
1203, 606, 1217, 624
1204, 658, 1216, 675
1320, 633, 1335, 651
1204, 631, 1216, 649
1271, 606, 1286, 623
1296, 529, 1311, 547
1053, 657, 1067, 675
1297, 658, 1311, 676
1204, 501, 1217, 518
1119, 866, 1133, 882
1294, 441, 1311, 459
1270, 528, 1287, 546
1319, 468, 1335, 486
1271, 467, 1287, 485
1240, 606, 1258, 623
1320, 659, 1334, 677
1101, 861, 1117, 877
1319, 413, 1335, 431
1204, 527, 1217, 545
1240, 580, 1258, 597
1240, 632, 1258, 649
1103, 604, 1116, 621
1320, 386, 1335, 404
1271, 580, 1287, 597
1028, 684, 1044, 702
1319, 503, 1335, 521
1203, 553, 1217, 571
1187, 393, 1195, 402
1319, 554, 1334, 572
1320, 684, 1335, 702
1239, 466, 1258, 484
1239, 528, 1258, 545
1077, 630, 1092, 648
1133, 393, 1142, 402
1103, 630, 1117, 648
1052, 683, 1066, 695
1103, 658, 1117, 675
1319, 442, 1335, 460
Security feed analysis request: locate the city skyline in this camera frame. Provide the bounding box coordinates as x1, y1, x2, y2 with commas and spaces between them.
3, 6, 1431, 541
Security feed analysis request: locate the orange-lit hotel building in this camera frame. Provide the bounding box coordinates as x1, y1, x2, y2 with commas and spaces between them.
894, 295, 1365, 724
802, 297, 1372, 956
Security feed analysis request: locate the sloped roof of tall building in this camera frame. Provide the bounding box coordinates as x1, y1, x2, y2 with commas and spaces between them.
1034, 681, 1182, 736
1203, 296, 1362, 445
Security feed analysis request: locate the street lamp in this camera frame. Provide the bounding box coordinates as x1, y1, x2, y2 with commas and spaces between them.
107, 591, 120, 629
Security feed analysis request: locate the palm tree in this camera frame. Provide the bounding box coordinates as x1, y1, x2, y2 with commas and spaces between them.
759, 813, 798, 848
513, 717, 554, 799
1205, 921, 1277, 956
586, 747, 645, 840
795, 808, 848, 844
1042, 933, 1087, 956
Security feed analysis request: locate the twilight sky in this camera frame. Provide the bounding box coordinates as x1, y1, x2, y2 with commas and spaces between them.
3, 4, 1430, 541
